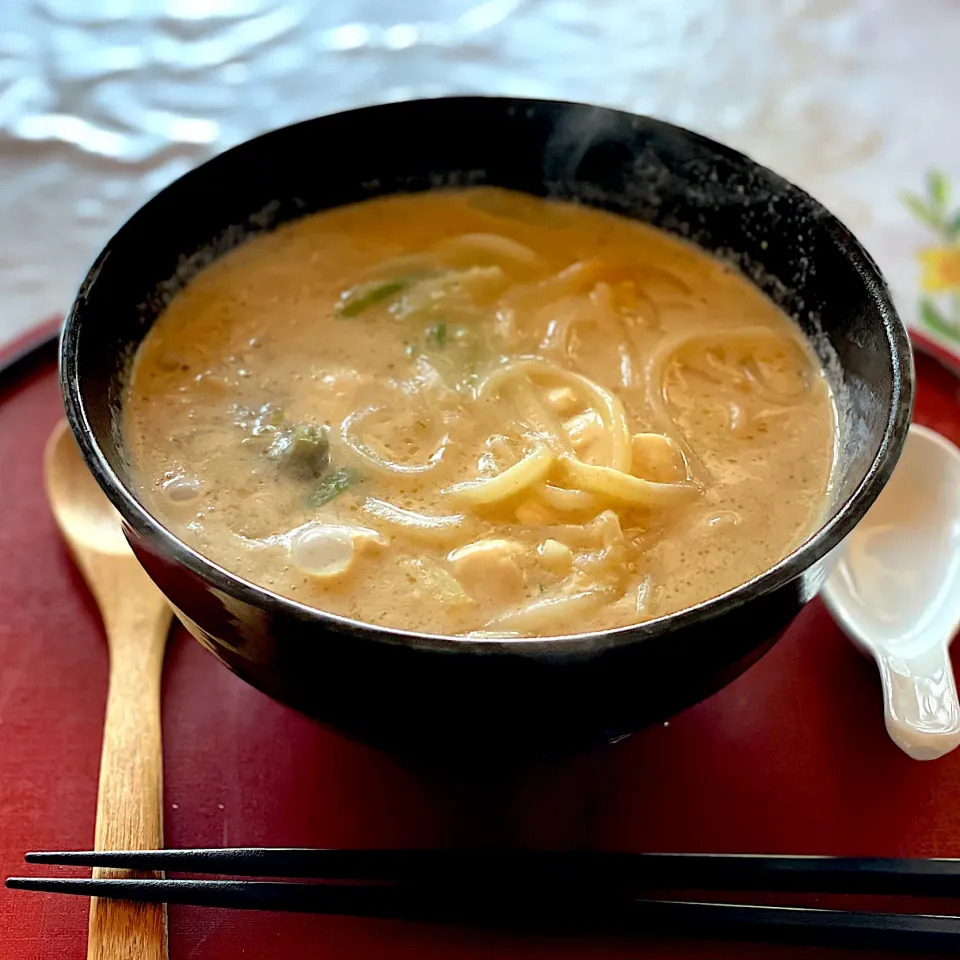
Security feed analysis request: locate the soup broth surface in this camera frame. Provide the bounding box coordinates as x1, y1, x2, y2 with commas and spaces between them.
125, 188, 836, 637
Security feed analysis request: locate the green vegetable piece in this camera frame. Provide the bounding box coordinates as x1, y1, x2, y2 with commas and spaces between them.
425, 320, 447, 348
268, 422, 330, 479
309, 467, 363, 507
337, 279, 410, 317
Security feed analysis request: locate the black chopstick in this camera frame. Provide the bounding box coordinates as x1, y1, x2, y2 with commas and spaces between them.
7, 875, 960, 952
20, 848, 960, 897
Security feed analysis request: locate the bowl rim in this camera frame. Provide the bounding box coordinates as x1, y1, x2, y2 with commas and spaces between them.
60, 94, 915, 656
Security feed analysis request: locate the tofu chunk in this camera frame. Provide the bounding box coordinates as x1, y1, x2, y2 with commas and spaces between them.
536, 538, 573, 573
630, 432, 687, 483
448, 538, 526, 603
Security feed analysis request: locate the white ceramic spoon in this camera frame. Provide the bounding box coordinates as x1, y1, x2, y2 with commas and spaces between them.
822, 423, 960, 760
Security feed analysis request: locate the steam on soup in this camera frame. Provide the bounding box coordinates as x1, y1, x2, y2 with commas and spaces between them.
125, 188, 836, 638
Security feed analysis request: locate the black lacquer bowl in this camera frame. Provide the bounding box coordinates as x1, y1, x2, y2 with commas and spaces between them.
61, 97, 913, 761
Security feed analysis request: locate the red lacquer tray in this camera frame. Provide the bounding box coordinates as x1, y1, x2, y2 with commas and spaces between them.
2, 319, 960, 960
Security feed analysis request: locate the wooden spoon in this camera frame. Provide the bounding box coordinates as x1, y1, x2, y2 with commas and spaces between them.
44, 420, 170, 960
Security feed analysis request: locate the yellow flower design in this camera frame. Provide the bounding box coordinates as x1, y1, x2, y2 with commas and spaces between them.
919, 245, 960, 294
904, 172, 960, 342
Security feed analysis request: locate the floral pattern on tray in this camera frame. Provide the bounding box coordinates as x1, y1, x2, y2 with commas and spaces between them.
902, 171, 960, 346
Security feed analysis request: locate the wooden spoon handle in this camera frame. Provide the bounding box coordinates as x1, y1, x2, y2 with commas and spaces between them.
88, 589, 171, 960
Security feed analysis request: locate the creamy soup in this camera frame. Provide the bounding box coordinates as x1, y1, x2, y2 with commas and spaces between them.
125, 188, 836, 637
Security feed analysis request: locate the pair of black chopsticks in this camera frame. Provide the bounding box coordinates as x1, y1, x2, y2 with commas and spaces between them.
9, 849, 960, 951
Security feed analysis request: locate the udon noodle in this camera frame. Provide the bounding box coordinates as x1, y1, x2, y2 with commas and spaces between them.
124, 188, 836, 637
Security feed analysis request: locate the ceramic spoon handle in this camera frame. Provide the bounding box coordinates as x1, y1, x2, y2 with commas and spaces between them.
877, 645, 960, 760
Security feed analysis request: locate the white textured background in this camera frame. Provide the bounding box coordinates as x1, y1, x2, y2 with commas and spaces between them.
0, 0, 957, 347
